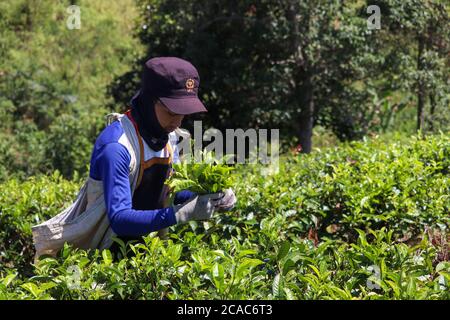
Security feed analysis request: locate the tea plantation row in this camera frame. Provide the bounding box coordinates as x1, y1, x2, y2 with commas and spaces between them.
0, 133, 448, 299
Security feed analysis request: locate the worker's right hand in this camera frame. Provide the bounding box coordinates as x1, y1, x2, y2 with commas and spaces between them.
173, 192, 224, 224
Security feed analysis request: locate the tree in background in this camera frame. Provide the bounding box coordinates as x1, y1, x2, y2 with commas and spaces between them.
373, 0, 449, 133
111, 0, 448, 153
112, 0, 368, 152
358, 0, 450, 132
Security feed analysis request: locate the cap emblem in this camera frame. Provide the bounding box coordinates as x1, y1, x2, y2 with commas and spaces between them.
185, 78, 195, 92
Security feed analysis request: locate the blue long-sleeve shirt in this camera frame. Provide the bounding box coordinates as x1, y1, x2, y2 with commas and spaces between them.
89, 120, 195, 237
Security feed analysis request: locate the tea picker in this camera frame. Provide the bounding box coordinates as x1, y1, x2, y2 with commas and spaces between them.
32, 57, 237, 258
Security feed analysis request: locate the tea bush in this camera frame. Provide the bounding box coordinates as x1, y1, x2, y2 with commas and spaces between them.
0, 171, 84, 277
0, 133, 448, 299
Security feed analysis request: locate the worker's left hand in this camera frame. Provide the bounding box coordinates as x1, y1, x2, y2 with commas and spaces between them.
214, 188, 237, 211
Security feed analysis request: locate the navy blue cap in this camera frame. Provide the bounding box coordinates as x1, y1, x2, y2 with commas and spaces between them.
137, 57, 208, 115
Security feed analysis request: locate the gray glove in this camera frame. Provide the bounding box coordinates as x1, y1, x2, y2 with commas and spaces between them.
214, 188, 237, 211
174, 192, 224, 224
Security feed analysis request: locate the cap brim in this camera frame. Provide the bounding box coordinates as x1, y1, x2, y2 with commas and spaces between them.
159, 96, 207, 115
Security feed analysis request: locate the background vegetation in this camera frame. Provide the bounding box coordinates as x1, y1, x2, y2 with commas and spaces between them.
0, 0, 448, 182
0, 0, 144, 181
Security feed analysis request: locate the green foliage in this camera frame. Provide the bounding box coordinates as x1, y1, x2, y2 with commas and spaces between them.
167, 152, 235, 195
0, 0, 144, 182
365, 0, 450, 134
0, 171, 83, 277
1, 134, 449, 299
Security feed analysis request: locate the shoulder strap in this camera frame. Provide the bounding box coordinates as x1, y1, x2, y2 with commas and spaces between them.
124, 109, 145, 188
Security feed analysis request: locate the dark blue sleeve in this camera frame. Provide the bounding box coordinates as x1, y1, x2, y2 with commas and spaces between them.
97, 143, 177, 237
174, 190, 197, 205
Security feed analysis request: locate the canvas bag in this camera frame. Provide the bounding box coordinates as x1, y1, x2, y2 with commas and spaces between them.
31, 112, 142, 259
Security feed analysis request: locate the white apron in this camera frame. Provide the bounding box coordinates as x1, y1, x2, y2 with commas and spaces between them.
31, 113, 142, 259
